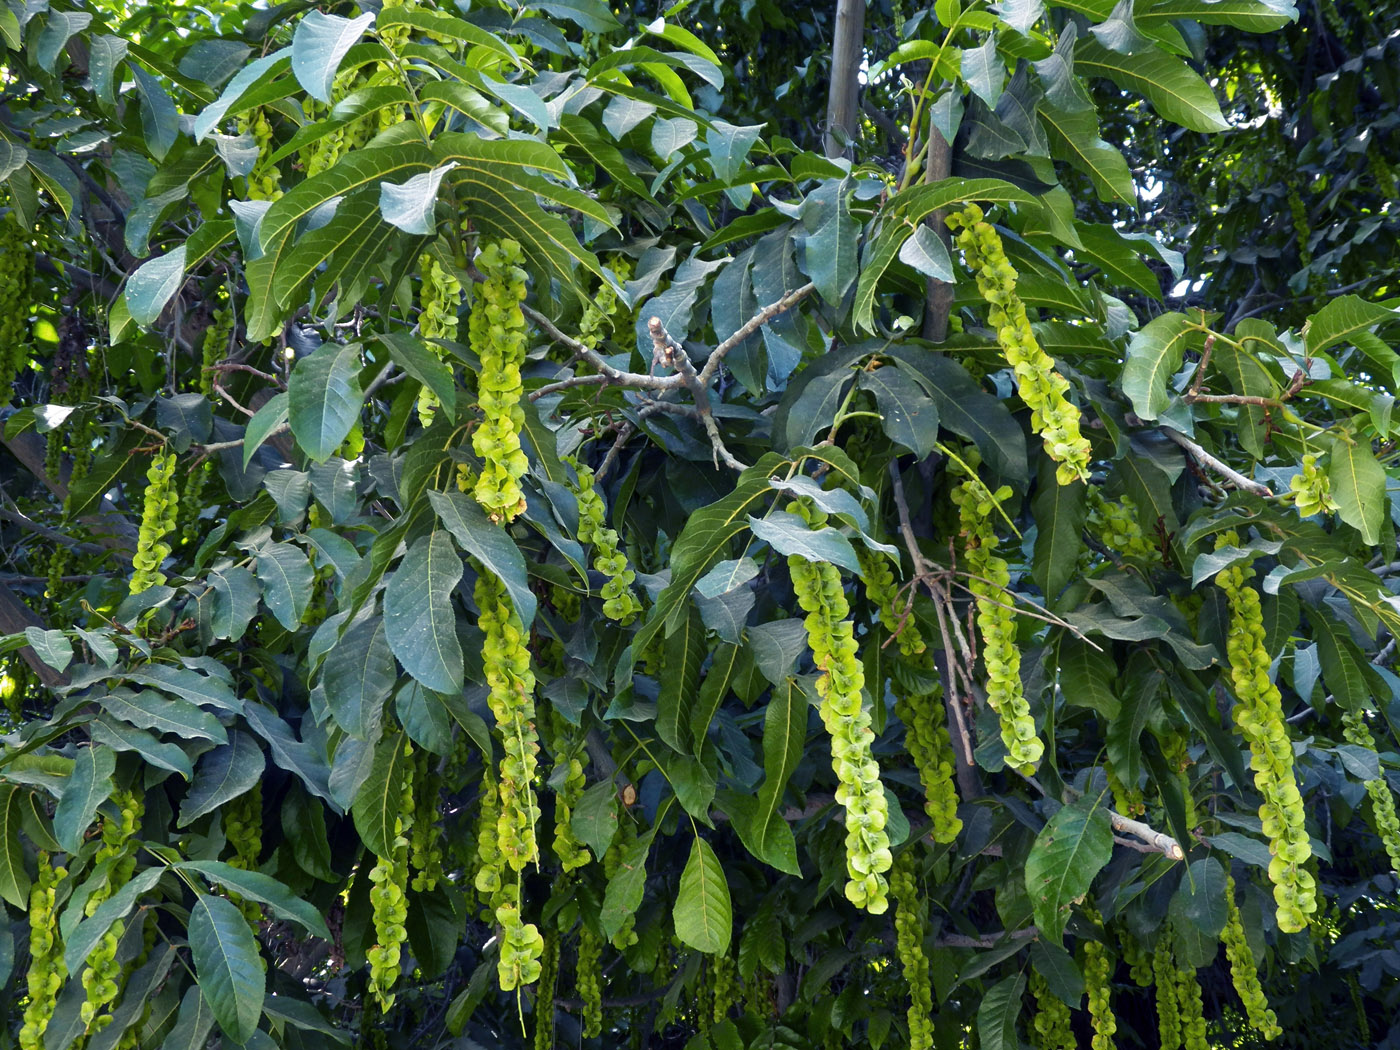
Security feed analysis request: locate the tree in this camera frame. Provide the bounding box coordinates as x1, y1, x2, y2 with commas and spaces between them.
1, 0, 1398, 1048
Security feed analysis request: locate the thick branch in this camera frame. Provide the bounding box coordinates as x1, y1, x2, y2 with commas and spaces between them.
824, 0, 866, 158
1162, 428, 1271, 497
920, 129, 954, 342
1, 432, 137, 555
647, 317, 746, 472
0, 504, 107, 555
1110, 811, 1185, 861
0, 585, 66, 687
523, 303, 680, 398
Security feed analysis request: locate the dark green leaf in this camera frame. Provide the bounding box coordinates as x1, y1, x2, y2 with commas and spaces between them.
384, 531, 464, 694
189, 894, 265, 1043
54, 744, 117, 853
288, 343, 365, 463
324, 616, 395, 740
0, 786, 31, 908
351, 730, 411, 857
177, 861, 331, 938
427, 490, 535, 625
1024, 797, 1113, 944
179, 731, 265, 827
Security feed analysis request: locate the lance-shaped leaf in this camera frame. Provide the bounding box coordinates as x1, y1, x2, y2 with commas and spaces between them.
748, 511, 862, 575
734, 677, 807, 875
65, 867, 164, 973
1330, 437, 1386, 546
427, 489, 535, 624
164, 984, 217, 1050
1121, 312, 1195, 419
674, 838, 732, 954
54, 744, 117, 853
324, 615, 395, 740
0, 786, 31, 908
177, 861, 331, 938
657, 606, 704, 753
1305, 295, 1399, 358
377, 332, 456, 420
351, 731, 412, 858
977, 973, 1027, 1050
800, 176, 857, 311
384, 531, 465, 694
101, 689, 227, 743
256, 542, 315, 630
1024, 797, 1113, 944
1039, 101, 1135, 203
601, 825, 658, 941
292, 11, 376, 103
193, 49, 290, 141
287, 342, 365, 464
179, 731, 265, 827
1075, 40, 1229, 132
1031, 459, 1086, 605
571, 782, 619, 860
242, 392, 289, 470
189, 893, 265, 1044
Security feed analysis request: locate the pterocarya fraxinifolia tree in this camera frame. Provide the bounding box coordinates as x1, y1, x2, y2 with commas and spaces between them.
1, 0, 1399, 1046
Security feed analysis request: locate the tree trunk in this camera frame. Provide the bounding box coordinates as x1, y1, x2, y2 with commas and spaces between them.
824, 0, 866, 159
920, 128, 955, 341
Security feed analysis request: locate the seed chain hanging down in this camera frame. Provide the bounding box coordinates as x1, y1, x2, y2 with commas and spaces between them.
1216, 532, 1317, 932
947, 203, 1092, 484
950, 458, 1044, 774
787, 499, 893, 914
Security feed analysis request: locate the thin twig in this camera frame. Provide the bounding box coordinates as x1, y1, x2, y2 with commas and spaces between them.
1186, 330, 1215, 398
946, 576, 1103, 650
1162, 428, 1271, 497
595, 422, 636, 483
196, 425, 289, 455
889, 460, 932, 576
523, 303, 680, 394
935, 928, 1038, 949
212, 382, 257, 419
0, 504, 107, 554
210, 361, 284, 386
696, 282, 816, 387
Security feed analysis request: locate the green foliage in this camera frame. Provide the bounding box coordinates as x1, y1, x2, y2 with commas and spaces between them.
2, 0, 1400, 1048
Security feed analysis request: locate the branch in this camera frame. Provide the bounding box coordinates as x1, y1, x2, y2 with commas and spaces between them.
594, 422, 636, 483
1161, 428, 1271, 498
696, 282, 816, 387
1, 432, 136, 555
1110, 811, 1185, 861
0, 585, 66, 687
523, 303, 680, 397
648, 316, 746, 472
935, 927, 1038, 949
0, 504, 107, 555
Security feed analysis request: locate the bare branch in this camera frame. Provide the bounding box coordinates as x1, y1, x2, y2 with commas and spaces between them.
1110, 811, 1185, 861
1162, 428, 1271, 498
523, 303, 680, 396
697, 282, 816, 387
648, 316, 747, 472
935, 927, 1038, 949
594, 422, 636, 483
